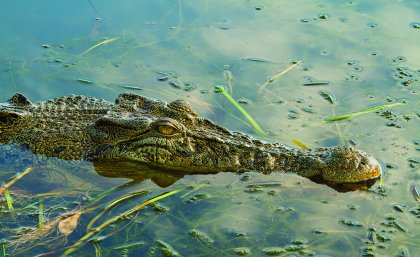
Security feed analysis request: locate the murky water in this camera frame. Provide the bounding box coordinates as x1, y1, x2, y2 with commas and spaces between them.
0, 1, 419, 256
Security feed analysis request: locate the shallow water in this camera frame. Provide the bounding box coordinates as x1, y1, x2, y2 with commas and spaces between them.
0, 0, 419, 256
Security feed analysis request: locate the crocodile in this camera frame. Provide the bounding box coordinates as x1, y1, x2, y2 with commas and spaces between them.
0, 93, 381, 184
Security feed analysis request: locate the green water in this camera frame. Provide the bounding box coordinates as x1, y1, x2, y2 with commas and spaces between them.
0, 0, 419, 256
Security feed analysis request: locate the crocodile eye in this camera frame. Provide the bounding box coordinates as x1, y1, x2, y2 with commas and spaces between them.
158, 125, 176, 135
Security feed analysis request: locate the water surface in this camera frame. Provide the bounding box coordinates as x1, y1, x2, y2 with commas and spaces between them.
0, 0, 419, 256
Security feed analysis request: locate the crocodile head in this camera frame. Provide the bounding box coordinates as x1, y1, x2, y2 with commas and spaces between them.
89, 93, 382, 184
89, 93, 235, 172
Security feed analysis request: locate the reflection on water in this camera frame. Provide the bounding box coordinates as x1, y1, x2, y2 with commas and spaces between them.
0, 0, 419, 256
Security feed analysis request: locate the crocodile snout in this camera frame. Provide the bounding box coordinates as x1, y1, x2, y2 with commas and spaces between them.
321, 146, 382, 183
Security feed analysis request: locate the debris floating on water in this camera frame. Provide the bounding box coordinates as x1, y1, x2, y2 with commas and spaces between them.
319, 90, 336, 104
76, 78, 95, 84
303, 81, 330, 86
118, 85, 143, 91
58, 212, 82, 236
411, 22, 420, 29
410, 184, 420, 202
241, 57, 272, 63
169, 80, 182, 89
258, 61, 302, 92
78, 37, 119, 57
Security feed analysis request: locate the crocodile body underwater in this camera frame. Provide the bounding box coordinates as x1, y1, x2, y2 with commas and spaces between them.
0, 93, 382, 185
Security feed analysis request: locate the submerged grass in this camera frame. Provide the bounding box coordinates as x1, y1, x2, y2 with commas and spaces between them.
223, 70, 234, 94
38, 199, 44, 231
324, 102, 406, 122
93, 242, 102, 257
4, 187, 14, 218
318, 90, 345, 144
258, 61, 302, 93
113, 241, 145, 251
78, 37, 119, 58
1, 243, 6, 257
216, 85, 266, 136
83, 186, 119, 209
86, 190, 148, 232
61, 186, 188, 257
0, 167, 34, 195
0, 167, 34, 219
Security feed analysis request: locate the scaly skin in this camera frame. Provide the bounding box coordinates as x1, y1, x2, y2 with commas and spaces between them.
0, 93, 381, 183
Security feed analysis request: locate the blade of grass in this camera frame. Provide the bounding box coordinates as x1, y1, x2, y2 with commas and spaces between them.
223, 70, 234, 94
213, 100, 255, 129
318, 90, 344, 143
216, 86, 266, 136
180, 184, 208, 199
1, 242, 6, 257
35, 190, 82, 198
258, 61, 302, 93
332, 105, 345, 144
291, 138, 308, 150
324, 102, 406, 122
39, 199, 44, 231
93, 242, 102, 257
83, 186, 119, 209
61, 187, 187, 257
0, 167, 34, 195
4, 187, 14, 218
86, 191, 148, 232
78, 37, 119, 58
